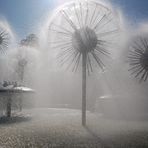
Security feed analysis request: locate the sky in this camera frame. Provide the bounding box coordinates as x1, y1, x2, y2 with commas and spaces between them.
0, 0, 55, 39
0, 0, 148, 39
111, 0, 148, 23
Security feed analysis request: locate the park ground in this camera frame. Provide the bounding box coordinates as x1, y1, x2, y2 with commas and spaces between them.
0, 108, 148, 148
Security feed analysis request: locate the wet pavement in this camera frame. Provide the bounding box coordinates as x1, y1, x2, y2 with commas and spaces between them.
0, 108, 148, 148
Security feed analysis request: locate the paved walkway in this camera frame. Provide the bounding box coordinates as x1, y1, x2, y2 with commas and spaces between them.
0, 108, 148, 148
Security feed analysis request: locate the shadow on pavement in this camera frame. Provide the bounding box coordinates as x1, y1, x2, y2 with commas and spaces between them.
84, 125, 110, 148
0, 116, 32, 125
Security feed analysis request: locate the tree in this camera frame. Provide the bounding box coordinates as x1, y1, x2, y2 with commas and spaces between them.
20, 33, 39, 48
49, 1, 119, 126
17, 34, 38, 82
15, 33, 38, 111
15, 54, 27, 111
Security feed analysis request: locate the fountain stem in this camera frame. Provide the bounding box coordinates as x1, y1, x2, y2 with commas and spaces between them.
82, 52, 86, 126
6, 96, 12, 117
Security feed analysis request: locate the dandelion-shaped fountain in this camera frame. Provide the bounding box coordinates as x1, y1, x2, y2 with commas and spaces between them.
128, 36, 148, 82
49, 0, 120, 126
0, 27, 9, 52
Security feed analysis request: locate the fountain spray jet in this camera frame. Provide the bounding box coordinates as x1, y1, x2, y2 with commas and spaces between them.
49, 0, 120, 126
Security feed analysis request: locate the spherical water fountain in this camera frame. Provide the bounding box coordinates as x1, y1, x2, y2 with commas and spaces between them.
128, 35, 148, 82
49, 0, 120, 126
0, 27, 9, 52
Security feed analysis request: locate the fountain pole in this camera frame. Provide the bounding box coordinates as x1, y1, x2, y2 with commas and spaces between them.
82, 52, 86, 126
6, 95, 12, 117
